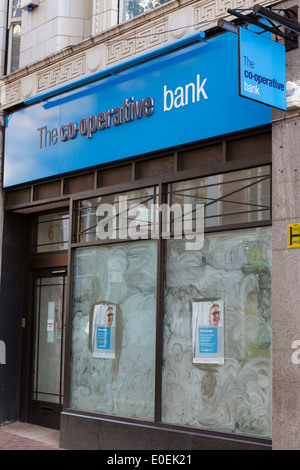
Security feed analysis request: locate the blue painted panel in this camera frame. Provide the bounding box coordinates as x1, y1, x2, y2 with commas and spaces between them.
239, 27, 286, 110
4, 32, 271, 187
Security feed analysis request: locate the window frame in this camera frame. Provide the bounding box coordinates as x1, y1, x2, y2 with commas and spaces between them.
71, 165, 271, 247
6, 0, 22, 74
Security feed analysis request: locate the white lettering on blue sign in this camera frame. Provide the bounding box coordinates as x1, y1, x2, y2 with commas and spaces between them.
37, 75, 209, 149
163, 74, 208, 111
38, 96, 155, 148
244, 81, 260, 95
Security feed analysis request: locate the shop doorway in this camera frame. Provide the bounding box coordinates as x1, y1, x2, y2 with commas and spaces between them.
28, 269, 67, 429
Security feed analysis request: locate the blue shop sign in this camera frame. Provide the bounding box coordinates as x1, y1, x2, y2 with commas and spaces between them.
239, 27, 286, 110
4, 32, 272, 187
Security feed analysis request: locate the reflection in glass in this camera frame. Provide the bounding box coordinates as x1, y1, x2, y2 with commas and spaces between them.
12, 0, 22, 18
74, 187, 158, 243
162, 227, 272, 438
120, 0, 170, 21
168, 166, 271, 229
10, 23, 21, 73
70, 240, 157, 421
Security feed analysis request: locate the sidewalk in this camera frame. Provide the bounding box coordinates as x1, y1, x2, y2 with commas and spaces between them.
0, 422, 64, 450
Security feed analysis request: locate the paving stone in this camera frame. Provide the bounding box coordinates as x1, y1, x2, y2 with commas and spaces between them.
0, 430, 60, 450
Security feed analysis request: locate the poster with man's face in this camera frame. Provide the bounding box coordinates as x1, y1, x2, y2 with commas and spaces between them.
192, 300, 224, 364
92, 303, 116, 359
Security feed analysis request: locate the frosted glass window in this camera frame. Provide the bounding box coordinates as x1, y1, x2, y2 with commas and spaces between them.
162, 227, 272, 438
69, 240, 157, 421
70, 164, 271, 438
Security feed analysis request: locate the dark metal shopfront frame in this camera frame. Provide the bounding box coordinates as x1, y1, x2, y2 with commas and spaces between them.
5, 125, 272, 449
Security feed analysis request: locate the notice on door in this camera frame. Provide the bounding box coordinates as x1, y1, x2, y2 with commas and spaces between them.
47, 302, 55, 343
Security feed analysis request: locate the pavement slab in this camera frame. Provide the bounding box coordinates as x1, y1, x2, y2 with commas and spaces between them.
0, 422, 63, 450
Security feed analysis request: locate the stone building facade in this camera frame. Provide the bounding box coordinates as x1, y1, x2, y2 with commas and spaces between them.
0, 0, 299, 451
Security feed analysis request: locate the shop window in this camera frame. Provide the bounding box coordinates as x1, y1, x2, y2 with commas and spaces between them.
69, 165, 271, 438
69, 240, 157, 420
162, 226, 272, 438
73, 166, 270, 244
168, 166, 271, 230
73, 186, 159, 243
32, 212, 69, 253
119, 0, 171, 22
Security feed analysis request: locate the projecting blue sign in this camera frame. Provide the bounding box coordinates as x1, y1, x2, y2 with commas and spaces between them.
4, 32, 272, 187
239, 27, 287, 110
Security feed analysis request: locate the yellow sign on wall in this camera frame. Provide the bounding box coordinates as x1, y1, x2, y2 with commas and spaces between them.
287, 223, 300, 248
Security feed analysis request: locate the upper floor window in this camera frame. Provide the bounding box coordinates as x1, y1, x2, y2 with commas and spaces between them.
119, 0, 171, 22
6, 0, 22, 73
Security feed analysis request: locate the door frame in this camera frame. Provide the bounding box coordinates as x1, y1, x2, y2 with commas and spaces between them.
20, 253, 68, 429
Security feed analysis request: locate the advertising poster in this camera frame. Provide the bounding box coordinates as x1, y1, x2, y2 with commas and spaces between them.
192, 300, 224, 364
92, 303, 116, 359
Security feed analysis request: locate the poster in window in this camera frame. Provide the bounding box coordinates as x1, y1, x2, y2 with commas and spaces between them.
192, 300, 224, 364
92, 303, 116, 359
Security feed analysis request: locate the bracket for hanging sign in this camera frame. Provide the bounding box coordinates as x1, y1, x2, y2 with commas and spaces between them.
220, 4, 300, 51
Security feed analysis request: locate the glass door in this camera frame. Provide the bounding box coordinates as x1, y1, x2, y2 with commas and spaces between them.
29, 270, 67, 429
